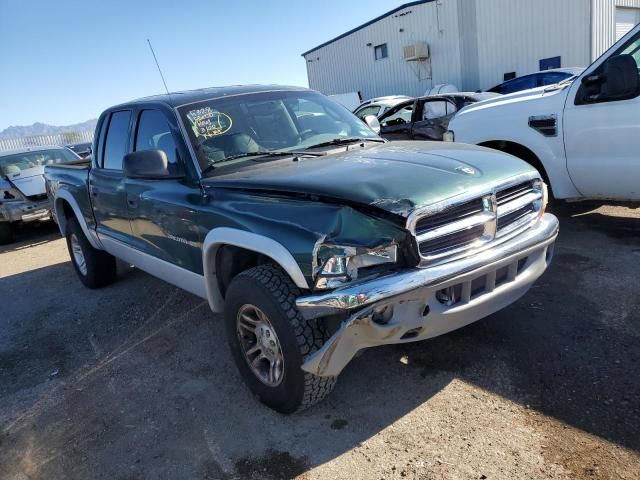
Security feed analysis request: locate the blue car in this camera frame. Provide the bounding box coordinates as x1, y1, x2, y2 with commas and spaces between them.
487, 68, 584, 95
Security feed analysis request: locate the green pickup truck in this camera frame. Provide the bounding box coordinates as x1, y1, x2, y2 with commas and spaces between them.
45, 85, 558, 413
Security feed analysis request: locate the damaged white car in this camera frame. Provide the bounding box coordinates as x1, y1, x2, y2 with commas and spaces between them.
0, 146, 81, 244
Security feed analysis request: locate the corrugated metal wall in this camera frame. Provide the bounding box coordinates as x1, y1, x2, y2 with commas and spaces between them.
304, 1, 464, 99
473, 0, 591, 90
303, 0, 639, 99
592, 0, 640, 59
457, 0, 480, 90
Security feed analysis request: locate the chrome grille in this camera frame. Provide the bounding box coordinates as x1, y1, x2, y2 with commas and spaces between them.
496, 180, 543, 236
496, 181, 534, 204
408, 175, 544, 265
419, 224, 486, 256
414, 198, 484, 235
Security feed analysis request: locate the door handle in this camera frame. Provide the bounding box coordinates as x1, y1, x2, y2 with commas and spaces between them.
126, 194, 139, 208
91, 187, 99, 197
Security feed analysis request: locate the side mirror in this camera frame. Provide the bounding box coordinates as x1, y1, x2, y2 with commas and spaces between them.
123, 150, 178, 179
581, 54, 639, 102
364, 114, 381, 134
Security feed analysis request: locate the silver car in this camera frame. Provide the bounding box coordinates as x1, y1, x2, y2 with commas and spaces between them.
353, 95, 413, 120
0, 145, 81, 244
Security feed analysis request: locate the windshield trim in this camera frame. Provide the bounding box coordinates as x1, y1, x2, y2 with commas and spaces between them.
175, 106, 204, 179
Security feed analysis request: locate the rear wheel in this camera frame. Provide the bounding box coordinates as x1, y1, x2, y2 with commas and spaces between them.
224, 264, 337, 413
65, 217, 116, 288
0, 222, 13, 245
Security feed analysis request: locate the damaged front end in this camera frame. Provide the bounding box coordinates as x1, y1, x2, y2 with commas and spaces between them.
298, 213, 558, 377
204, 167, 558, 379
313, 242, 399, 290
294, 173, 559, 377
0, 177, 51, 224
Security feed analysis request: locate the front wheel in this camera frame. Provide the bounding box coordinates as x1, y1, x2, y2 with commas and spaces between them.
224, 264, 337, 413
65, 217, 117, 289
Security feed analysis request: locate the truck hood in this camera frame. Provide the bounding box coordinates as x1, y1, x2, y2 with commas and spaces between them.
4, 166, 46, 197
457, 84, 570, 116
202, 141, 536, 217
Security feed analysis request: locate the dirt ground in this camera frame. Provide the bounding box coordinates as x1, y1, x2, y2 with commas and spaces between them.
0, 204, 639, 480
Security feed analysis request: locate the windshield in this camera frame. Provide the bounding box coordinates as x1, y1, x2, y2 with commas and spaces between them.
177, 90, 380, 172
0, 148, 79, 176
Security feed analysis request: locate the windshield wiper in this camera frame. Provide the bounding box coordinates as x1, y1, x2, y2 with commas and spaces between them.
199, 150, 327, 177
225, 150, 327, 161
304, 137, 386, 150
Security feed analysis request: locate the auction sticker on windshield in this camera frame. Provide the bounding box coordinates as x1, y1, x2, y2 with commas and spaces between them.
186, 107, 232, 138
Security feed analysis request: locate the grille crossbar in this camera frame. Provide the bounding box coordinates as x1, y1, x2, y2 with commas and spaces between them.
415, 198, 484, 235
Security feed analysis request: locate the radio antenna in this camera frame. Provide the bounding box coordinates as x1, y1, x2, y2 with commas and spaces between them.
147, 38, 170, 94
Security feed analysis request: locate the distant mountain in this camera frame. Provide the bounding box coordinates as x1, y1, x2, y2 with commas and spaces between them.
0, 119, 98, 140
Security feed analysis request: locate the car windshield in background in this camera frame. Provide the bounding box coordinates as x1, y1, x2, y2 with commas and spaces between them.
0, 149, 79, 176
178, 90, 380, 173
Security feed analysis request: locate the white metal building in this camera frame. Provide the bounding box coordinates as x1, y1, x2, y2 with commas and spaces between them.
302, 0, 640, 99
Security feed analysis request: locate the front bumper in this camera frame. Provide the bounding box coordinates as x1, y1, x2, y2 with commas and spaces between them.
0, 199, 52, 223
297, 213, 559, 377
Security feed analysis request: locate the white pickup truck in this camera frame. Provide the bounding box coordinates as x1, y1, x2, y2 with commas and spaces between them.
446, 24, 640, 202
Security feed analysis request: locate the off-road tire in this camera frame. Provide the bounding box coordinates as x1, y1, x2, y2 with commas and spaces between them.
66, 216, 117, 289
224, 264, 337, 413
0, 222, 13, 245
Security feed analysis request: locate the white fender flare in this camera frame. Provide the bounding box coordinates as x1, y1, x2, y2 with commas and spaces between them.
203, 227, 309, 312
54, 190, 103, 249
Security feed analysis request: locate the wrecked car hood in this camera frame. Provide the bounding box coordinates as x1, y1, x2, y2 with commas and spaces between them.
202, 141, 536, 217
4, 166, 46, 197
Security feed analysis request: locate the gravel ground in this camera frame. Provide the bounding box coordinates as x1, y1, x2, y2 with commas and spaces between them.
0, 204, 639, 480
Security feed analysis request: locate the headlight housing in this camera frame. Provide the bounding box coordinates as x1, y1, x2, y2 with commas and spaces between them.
541, 181, 549, 217
314, 244, 398, 290
532, 179, 549, 219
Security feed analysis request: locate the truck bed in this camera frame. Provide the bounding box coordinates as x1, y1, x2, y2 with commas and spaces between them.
45, 161, 94, 233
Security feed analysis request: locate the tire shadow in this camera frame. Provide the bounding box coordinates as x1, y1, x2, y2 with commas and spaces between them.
0, 221, 60, 255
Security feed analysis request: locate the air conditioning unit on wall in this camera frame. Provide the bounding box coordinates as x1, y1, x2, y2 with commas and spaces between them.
403, 42, 430, 61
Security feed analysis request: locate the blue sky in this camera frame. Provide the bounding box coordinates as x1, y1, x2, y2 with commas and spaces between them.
0, 0, 397, 131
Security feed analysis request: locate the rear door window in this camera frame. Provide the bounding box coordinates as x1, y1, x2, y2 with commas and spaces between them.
95, 117, 108, 167
103, 111, 132, 170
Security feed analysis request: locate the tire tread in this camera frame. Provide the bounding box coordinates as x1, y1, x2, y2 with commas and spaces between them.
66, 217, 116, 289
237, 264, 336, 411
